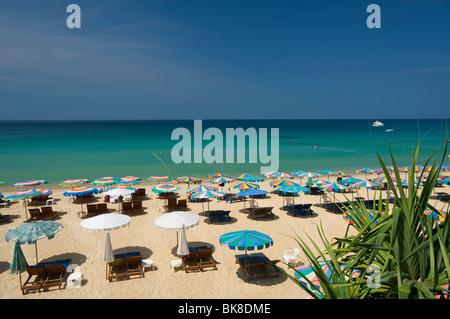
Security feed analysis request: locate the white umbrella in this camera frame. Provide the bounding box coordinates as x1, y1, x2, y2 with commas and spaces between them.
102, 189, 135, 213
80, 213, 131, 279
177, 226, 189, 256
154, 211, 199, 252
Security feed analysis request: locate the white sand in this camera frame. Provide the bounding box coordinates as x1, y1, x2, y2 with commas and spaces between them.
0, 173, 448, 299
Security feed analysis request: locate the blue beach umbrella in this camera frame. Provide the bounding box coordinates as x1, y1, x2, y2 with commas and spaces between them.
236, 189, 269, 197
219, 230, 273, 253
277, 184, 310, 195
234, 173, 264, 182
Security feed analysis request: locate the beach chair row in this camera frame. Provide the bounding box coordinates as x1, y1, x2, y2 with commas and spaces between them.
21, 259, 71, 294
166, 198, 188, 212
86, 203, 108, 217
182, 247, 217, 272
121, 201, 144, 215
27, 206, 57, 222
108, 252, 144, 281
242, 206, 275, 219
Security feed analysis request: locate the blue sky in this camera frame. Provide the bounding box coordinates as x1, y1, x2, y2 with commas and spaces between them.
0, 0, 449, 120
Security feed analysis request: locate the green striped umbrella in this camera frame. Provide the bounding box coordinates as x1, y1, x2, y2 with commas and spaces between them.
219, 230, 273, 252
5, 220, 63, 263
9, 240, 29, 290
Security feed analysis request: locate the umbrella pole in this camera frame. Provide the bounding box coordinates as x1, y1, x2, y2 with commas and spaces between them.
35, 242, 38, 264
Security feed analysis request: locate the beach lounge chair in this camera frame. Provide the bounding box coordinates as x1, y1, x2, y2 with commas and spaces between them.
122, 202, 133, 214
167, 198, 178, 212
235, 253, 280, 281
182, 250, 201, 272
198, 248, 217, 271
137, 188, 146, 200
40, 206, 57, 220
27, 209, 43, 222
21, 266, 47, 294
248, 207, 274, 219
108, 257, 127, 282
97, 203, 108, 214
41, 264, 68, 291
86, 204, 98, 217
132, 201, 143, 214
0, 213, 11, 224
207, 210, 231, 223
125, 254, 144, 279
177, 199, 188, 211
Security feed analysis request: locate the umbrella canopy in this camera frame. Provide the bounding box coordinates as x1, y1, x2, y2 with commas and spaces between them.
321, 182, 351, 193
228, 182, 260, 191
152, 183, 180, 194
207, 173, 231, 179
424, 209, 447, 225
5, 189, 44, 201
277, 184, 310, 195
5, 220, 63, 263
11, 179, 48, 189
190, 190, 225, 199
290, 170, 306, 176
10, 240, 28, 275
92, 177, 118, 187
306, 179, 329, 187
148, 175, 172, 182
271, 172, 293, 179
270, 179, 299, 189
236, 189, 269, 197
63, 187, 102, 197
210, 176, 234, 184
102, 188, 134, 197
60, 178, 91, 187
317, 169, 335, 175
116, 176, 142, 185
177, 176, 202, 184
298, 172, 321, 179
0, 181, 3, 186
219, 230, 273, 252
368, 169, 384, 175
234, 173, 264, 182
187, 185, 217, 194
80, 213, 131, 232
103, 231, 114, 263
331, 171, 349, 178
355, 168, 372, 173
441, 178, 450, 185
339, 177, 364, 186
154, 211, 200, 231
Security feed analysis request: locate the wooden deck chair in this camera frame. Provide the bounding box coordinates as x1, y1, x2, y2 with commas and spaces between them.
97, 203, 108, 214
198, 248, 217, 271
132, 201, 143, 214
40, 206, 57, 220
125, 256, 144, 279
177, 199, 188, 211
86, 204, 98, 217
41, 264, 67, 291
27, 209, 43, 222
167, 198, 178, 212
122, 202, 133, 214
182, 250, 201, 272
107, 257, 127, 282
21, 266, 46, 294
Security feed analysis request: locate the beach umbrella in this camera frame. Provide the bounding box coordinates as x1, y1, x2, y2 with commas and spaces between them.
234, 173, 264, 182
177, 176, 202, 184
368, 169, 384, 176
190, 190, 225, 213
177, 226, 189, 256
290, 170, 306, 177
298, 172, 321, 179
343, 209, 380, 226
339, 177, 364, 186
5, 189, 45, 220
270, 179, 299, 189
11, 179, 48, 189
263, 171, 280, 179
351, 180, 382, 200
278, 184, 310, 195
441, 178, 450, 185
5, 220, 63, 263
207, 173, 231, 179
331, 171, 349, 179
102, 188, 135, 213
321, 182, 351, 203
154, 211, 200, 248
272, 172, 293, 179
355, 168, 372, 179
228, 182, 259, 191
152, 183, 180, 194
187, 184, 217, 195
148, 175, 172, 182
317, 170, 335, 181
219, 230, 273, 267
93, 177, 118, 188
80, 213, 131, 278
60, 178, 90, 188
424, 209, 447, 225
236, 188, 269, 210
63, 187, 103, 214
9, 240, 29, 290
210, 176, 234, 184
117, 176, 142, 186
0, 181, 3, 186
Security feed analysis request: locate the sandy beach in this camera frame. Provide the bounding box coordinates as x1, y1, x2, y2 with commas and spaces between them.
1, 173, 449, 299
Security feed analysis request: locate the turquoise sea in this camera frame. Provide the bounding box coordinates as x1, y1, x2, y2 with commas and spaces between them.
0, 119, 448, 187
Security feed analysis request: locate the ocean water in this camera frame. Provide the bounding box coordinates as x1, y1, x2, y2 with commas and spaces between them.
0, 119, 448, 187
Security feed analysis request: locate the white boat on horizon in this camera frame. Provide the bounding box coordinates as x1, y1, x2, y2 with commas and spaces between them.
372, 120, 384, 127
